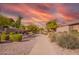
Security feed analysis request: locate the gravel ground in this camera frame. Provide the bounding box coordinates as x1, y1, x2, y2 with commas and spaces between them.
30, 34, 54, 55
51, 42, 79, 55
0, 35, 38, 55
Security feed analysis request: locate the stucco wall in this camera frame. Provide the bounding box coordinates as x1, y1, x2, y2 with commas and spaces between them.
56, 25, 79, 32
72, 25, 79, 32
56, 26, 70, 32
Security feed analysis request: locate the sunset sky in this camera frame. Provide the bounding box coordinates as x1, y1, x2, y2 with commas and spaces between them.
0, 3, 79, 25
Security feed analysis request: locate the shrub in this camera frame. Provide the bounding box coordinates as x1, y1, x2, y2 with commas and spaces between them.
70, 30, 78, 33
70, 30, 79, 37
48, 32, 56, 42
26, 25, 39, 34
56, 32, 79, 49
9, 34, 22, 42
0, 32, 7, 43
9, 32, 15, 35
28, 32, 33, 35
46, 20, 58, 32
42, 31, 48, 35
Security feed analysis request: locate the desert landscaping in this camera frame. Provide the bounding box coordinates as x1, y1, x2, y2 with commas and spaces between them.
0, 14, 79, 55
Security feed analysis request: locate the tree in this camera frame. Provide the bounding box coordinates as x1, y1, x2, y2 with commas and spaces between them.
0, 15, 8, 26
19, 25, 26, 30
46, 20, 58, 32
26, 24, 39, 33
8, 18, 16, 27
15, 16, 23, 28
0, 15, 15, 27
39, 27, 44, 33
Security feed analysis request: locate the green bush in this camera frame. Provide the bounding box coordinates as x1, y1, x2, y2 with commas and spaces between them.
9, 32, 15, 35
56, 32, 79, 49
0, 32, 7, 43
46, 20, 58, 32
26, 25, 39, 33
9, 34, 22, 42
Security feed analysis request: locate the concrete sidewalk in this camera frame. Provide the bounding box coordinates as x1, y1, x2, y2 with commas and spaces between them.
29, 34, 53, 55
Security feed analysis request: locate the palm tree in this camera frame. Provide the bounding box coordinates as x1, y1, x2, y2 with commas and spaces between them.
15, 16, 23, 28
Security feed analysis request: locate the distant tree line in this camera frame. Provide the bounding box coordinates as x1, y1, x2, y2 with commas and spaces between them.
0, 15, 58, 34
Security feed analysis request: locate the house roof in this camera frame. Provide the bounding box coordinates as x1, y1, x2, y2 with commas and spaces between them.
58, 20, 79, 27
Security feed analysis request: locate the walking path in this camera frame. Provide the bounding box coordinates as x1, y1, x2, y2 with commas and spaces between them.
29, 34, 79, 55
29, 34, 53, 55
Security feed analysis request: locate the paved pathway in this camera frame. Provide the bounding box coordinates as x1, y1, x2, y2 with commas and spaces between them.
29, 34, 54, 55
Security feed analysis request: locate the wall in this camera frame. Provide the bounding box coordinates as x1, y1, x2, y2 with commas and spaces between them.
56, 26, 69, 32
72, 25, 79, 32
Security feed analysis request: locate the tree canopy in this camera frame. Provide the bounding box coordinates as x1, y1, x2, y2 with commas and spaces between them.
0, 15, 15, 27
0, 15, 24, 29
46, 20, 58, 31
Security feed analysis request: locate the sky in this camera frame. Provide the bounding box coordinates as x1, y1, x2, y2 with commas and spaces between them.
0, 3, 79, 25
